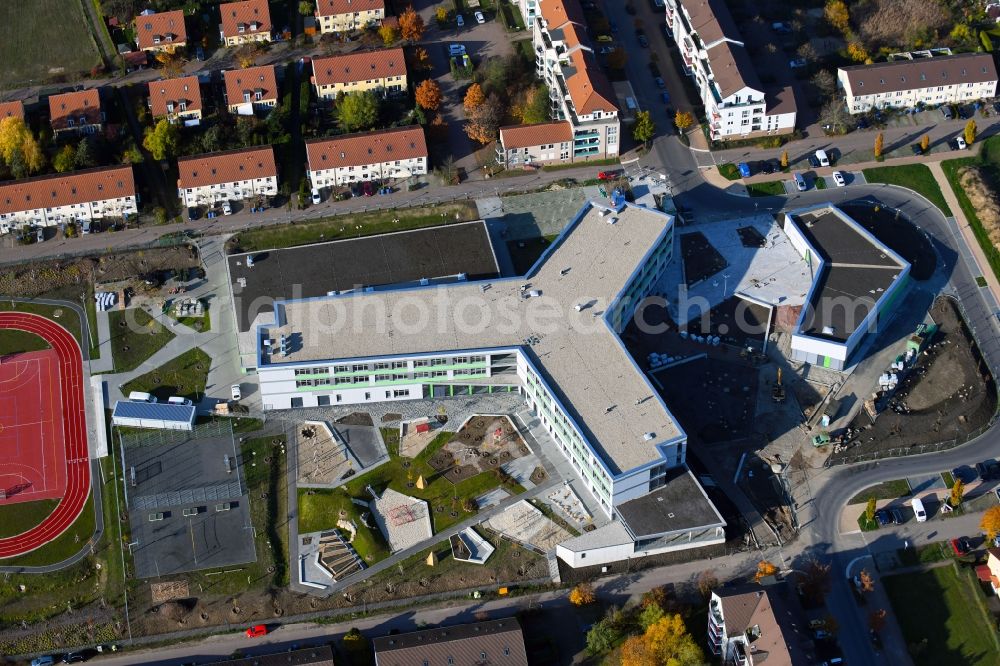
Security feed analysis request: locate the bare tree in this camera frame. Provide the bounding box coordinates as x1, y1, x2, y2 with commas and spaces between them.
819, 100, 853, 134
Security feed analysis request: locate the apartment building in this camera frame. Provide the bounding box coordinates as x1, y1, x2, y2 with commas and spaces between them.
48, 89, 104, 135
135, 9, 187, 52
708, 583, 812, 666
224, 65, 279, 113
176, 146, 277, 208
0, 165, 137, 232
496, 121, 574, 167
306, 125, 427, 187
311, 48, 407, 100
219, 0, 272, 46
148, 76, 203, 122
665, 0, 796, 140
838, 52, 999, 114
315, 0, 385, 33
532, 0, 620, 161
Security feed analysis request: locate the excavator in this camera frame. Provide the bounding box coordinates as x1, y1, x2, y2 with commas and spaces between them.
772, 367, 786, 403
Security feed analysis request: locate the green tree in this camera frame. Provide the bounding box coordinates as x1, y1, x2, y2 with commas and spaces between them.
379, 23, 399, 46
337, 91, 380, 132
519, 85, 550, 124
633, 110, 655, 148
298, 0, 313, 15
965, 119, 978, 146
585, 617, 621, 655
865, 496, 877, 522
53, 145, 77, 172
639, 602, 665, 631
7, 147, 26, 179
74, 136, 99, 169
143, 118, 181, 161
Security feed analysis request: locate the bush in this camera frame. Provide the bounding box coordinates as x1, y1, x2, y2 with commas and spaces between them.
569, 582, 596, 606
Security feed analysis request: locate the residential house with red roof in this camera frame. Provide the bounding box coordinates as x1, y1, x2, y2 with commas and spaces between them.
315, 0, 385, 34
48, 89, 104, 135
532, 0, 619, 161
219, 0, 272, 46
224, 65, 279, 113
0, 165, 137, 232
0, 101, 24, 122
497, 121, 573, 167
306, 125, 427, 188
311, 48, 407, 100
177, 146, 277, 207
135, 9, 188, 52
148, 76, 203, 122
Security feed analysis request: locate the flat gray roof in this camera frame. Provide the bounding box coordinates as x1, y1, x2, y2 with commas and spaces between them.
264, 202, 682, 474
228, 221, 499, 332
616, 467, 725, 537
788, 207, 908, 343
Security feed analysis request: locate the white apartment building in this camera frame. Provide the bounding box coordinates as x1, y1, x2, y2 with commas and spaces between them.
0, 165, 138, 232
532, 0, 619, 162
665, 0, 796, 140
708, 584, 812, 665
315, 0, 385, 33
306, 125, 427, 188
838, 52, 999, 114
176, 146, 277, 208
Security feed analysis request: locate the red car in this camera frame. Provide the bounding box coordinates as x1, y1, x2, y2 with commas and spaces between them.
361, 181, 375, 197
950, 537, 972, 555
246, 625, 268, 638
597, 170, 622, 181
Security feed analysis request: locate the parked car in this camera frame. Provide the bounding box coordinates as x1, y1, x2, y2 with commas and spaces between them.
793, 173, 807, 191
654, 76, 665, 89
448, 44, 466, 56
815, 149, 830, 167
941, 105, 954, 120
597, 169, 622, 180
772, 21, 791, 34
953, 466, 978, 484
911, 143, 923, 156
168, 396, 192, 406
61, 654, 86, 664
766, 158, 781, 173
950, 537, 972, 555
311, 188, 322, 205
831, 171, 845, 187
362, 180, 375, 197
31, 658, 55, 666
474, 10, 485, 23
231, 384, 242, 401
911, 496, 927, 522
221, 201, 232, 215
956, 135, 968, 150
661, 91, 671, 103
738, 162, 752, 178
874, 509, 890, 527
993, 101, 1000, 115
246, 625, 267, 638
455, 13, 464, 26
977, 459, 1000, 480
789, 58, 807, 69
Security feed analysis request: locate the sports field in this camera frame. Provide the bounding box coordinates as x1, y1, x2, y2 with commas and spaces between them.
0, 0, 102, 86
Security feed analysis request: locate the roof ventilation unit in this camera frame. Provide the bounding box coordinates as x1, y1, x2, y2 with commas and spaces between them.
643, 432, 655, 441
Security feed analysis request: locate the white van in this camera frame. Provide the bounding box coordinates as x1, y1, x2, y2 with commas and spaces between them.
128, 391, 157, 403
815, 149, 830, 167
911, 497, 927, 522
167, 396, 192, 406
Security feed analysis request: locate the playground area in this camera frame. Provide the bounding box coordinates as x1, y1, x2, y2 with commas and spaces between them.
425, 415, 531, 484
485, 500, 571, 552
295, 421, 364, 487
369, 487, 433, 553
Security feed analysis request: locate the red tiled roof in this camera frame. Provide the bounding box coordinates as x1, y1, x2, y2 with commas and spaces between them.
312, 48, 406, 86
566, 50, 616, 115
135, 10, 187, 50
0, 101, 24, 121
316, 0, 385, 18
224, 65, 279, 106
0, 165, 135, 215
177, 146, 277, 189
306, 125, 426, 170
148, 77, 202, 117
49, 89, 102, 131
500, 121, 573, 149
540, 0, 585, 28
219, 0, 272, 39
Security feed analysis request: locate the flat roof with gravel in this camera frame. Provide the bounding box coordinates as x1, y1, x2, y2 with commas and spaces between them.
263, 202, 682, 474
228, 221, 499, 332
615, 468, 725, 537
787, 206, 908, 343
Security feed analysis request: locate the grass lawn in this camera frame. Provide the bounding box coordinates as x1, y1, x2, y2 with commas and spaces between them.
941, 471, 955, 488
297, 430, 526, 560
718, 163, 740, 180
541, 157, 619, 172
0, 329, 49, 354
107, 308, 176, 373
0, 0, 101, 87
897, 541, 953, 567
168, 311, 211, 333
815, 176, 827, 190
884, 563, 999, 665
848, 479, 911, 504
240, 435, 290, 588
857, 513, 878, 531
0, 500, 57, 538
229, 201, 480, 253
861, 164, 952, 215
942, 135, 1000, 282
0, 492, 96, 567
746, 180, 786, 197
121, 347, 211, 402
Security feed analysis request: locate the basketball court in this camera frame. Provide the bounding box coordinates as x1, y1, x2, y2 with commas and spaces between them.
0, 349, 67, 503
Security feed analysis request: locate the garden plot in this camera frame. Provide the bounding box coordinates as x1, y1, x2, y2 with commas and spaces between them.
426, 415, 531, 484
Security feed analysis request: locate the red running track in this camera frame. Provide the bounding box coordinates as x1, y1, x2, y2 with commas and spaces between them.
0, 312, 90, 558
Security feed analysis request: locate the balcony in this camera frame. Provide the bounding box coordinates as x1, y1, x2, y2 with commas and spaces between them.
733, 641, 748, 666
573, 145, 599, 156
574, 137, 599, 147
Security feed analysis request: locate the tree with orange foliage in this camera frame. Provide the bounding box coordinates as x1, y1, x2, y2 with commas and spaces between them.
463, 83, 485, 114
399, 6, 426, 42
569, 582, 596, 606
619, 635, 658, 666
155, 50, 185, 78
415, 79, 442, 110
754, 560, 779, 582
620, 614, 704, 666
411, 47, 432, 71
464, 94, 503, 144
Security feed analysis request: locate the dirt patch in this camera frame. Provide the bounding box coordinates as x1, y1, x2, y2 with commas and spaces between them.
427, 416, 528, 484
680, 231, 728, 287
336, 412, 374, 427
832, 297, 997, 463
150, 581, 190, 604
737, 225, 767, 248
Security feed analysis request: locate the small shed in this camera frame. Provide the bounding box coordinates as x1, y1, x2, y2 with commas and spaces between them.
112, 401, 196, 431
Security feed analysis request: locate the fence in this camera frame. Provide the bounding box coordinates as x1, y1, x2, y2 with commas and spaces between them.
118, 418, 234, 450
